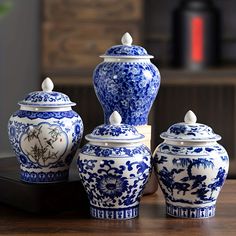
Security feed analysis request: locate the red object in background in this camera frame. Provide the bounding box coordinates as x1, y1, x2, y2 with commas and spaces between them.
191, 17, 203, 63
172, 0, 220, 70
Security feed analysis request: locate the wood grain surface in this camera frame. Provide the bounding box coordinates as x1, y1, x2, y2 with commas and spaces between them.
0, 180, 235, 235
42, 0, 143, 72
42, 23, 141, 71
43, 0, 143, 22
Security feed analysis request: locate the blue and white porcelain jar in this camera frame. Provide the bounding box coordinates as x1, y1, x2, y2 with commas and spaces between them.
8, 78, 83, 183
78, 111, 152, 219
93, 32, 161, 126
153, 111, 229, 218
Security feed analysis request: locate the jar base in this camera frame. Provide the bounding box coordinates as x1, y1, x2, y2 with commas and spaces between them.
90, 205, 139, 220
166, 203, 216, 218
20, 169, 69, 183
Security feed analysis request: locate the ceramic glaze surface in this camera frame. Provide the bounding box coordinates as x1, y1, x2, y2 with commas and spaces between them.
93, 33, 160, 126
19, 91, 75, 107
86, 111, 144, 142
153, 111, 229, 218
161, 111, 221, 141
8, 78, 83, 183
102, 32, 151, 58
87, 124, 144, 141
19, 77, 75, 107
78, 144, 151, 219
78, 111, 151, 219
94, 61, 160, 125
104, 45, 149, 57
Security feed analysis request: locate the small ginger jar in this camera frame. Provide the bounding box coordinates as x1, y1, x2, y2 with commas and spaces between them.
8, 78, 83, 183
153, 111, 229, 218
93, 32, 161, 126
78, 111, 152, 219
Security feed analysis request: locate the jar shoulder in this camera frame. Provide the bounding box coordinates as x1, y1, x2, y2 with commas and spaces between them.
153, 141, 228, 157
9, 109, 82, 122
80, 143, 151, 159
93, 61, 160, 75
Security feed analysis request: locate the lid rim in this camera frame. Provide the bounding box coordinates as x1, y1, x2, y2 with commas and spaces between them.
85, 134, 145, 143
20, 78, 76, 107
160, 133, 222, 142
18, 102, 76, 107
100, 55, 154, 59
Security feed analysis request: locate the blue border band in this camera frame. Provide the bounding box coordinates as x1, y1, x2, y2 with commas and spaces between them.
90, 205, 139, 219
166, 203, 216, 218
20, 170, 69, 183
13, 110, 78, 120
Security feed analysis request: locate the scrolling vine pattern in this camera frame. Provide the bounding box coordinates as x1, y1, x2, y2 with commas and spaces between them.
78, 154, 151, 208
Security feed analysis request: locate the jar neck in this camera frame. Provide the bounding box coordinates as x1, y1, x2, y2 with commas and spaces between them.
88, 141, 141, 148
103, 58, 151, 63
164, 140, 217, 147
20, 105, 72, 112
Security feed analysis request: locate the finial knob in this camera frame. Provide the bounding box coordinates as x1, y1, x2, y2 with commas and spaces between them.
184, 110, 197, 124
42, 77, 54, 92
109, 111, 122, 125
121, 32, 133, 46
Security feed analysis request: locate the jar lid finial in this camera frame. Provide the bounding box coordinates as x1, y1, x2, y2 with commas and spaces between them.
109, 111, 122, 125
42, 77, 54, 92
121, 32, 133, 46
184, 110, 197, 124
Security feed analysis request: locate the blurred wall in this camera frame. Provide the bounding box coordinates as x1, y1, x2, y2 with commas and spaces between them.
0, 0, 40, 157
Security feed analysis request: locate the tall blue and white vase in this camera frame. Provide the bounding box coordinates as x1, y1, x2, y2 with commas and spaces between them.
153, 111, 229, 218
93, 32, 161, 126
8, 78, 83, 183
78, 111, 152, 219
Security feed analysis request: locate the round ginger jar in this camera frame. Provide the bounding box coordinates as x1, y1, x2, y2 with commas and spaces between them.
153, 110, 229, 218
8, 78, 84, 183
93, 32, 161, 126
78, 111, 152, 219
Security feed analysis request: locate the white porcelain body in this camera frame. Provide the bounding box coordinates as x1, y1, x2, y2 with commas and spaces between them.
153, 140, 229, 218
78, 142, 152, 219
8, 107, 83, 183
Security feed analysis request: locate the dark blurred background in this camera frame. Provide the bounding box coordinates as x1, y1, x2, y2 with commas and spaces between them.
0, 0, 236, 177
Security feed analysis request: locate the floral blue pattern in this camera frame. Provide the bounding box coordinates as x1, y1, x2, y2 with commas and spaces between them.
97, 175, 128, 197
104, 45, 150, 57
78, 143, 151, 219
162, 123, 220, 141
13, 110, 79, 120
93, 62, 160, 125
80, 144, 150, 158
92, 124, 137, 137
19, 91, 75, 107
87, 124, 144, 142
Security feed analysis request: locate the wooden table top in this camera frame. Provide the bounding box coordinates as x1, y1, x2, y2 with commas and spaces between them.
0, 180, 235, 236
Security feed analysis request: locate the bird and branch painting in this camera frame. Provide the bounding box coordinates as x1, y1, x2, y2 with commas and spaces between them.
20, 123, 68, 167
